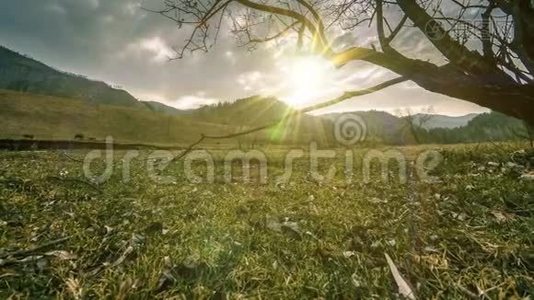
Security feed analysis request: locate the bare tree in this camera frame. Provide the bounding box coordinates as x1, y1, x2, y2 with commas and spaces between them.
527, 122, 534, 148
395, 107, 433, 144
150, 0, 534, 126
514, 120, 534, 148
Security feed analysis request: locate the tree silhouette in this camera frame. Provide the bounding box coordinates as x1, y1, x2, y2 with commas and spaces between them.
151, 0, 534, 125
395, 107, 433, 144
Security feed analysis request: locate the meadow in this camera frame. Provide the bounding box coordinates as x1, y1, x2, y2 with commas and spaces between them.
0, 90, 329, 147
0, 143, 533, 299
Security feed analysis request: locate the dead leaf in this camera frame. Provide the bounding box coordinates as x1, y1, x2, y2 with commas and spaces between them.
109, 246, 134, 268
0, 272, 19, 279
45, 250, 77, 260
491, 211, 514, 223
385, 253, 416, 300
351, 272, 362, 287
65, 277, 83, 300
369, 197, 388, 204
281, 221, 302, 239
343, 251, 356, 258
520, 172, 534, 181
266, 216, 282, 232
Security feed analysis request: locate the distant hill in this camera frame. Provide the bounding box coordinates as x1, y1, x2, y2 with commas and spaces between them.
142, 101, 191, 115
0, 45, 528, 147
0, 90, 334, 146
412, 113, 479, 129
186, 96, 295, 125
419, 112, 530, 144
0, 89, 529, 146
183, 95, 335, 145
0, 89, 205, 144
0, 46, 146, 109
318, 110, 530, 145
322, 110, 410, 144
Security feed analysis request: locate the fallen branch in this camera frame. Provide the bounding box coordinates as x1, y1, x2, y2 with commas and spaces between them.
59, 151, 84, 163
0, 272, 19, 279
0, 255, 44, 267
0, 236, 71, 259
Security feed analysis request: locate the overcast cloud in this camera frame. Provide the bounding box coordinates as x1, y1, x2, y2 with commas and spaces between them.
0, 0, 490, 116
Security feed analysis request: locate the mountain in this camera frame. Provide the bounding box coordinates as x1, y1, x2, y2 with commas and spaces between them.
0, 88, 529, 146
0, 46, 528, 147
182, 95, 336, 145
0, 90, 335, 146
186, 96, 294, 125
0, 46, 146, 109
317, 110, 530, 145
142, 101, 191, 115
412, 113, 479, 129
0, 89, 277, 145
322, 110, 409, 144
419, 112, 529, 144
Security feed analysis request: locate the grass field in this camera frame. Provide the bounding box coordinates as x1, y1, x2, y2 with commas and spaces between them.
0, 89, 226, 145
0, 90, 331, 147
0, 143, 533, 299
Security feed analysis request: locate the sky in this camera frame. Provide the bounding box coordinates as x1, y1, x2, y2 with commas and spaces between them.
0, 0, 490, 116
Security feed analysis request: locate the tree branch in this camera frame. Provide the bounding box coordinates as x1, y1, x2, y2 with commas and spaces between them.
174, 76, 407, 159
396, 0, 512, 83
248, 21, 300, 44
234, 0, 332, 54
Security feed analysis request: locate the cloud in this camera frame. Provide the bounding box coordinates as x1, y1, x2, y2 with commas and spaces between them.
125, 36, 175, 63
46, 3, 67, 15
0, 0, 488, 116
173, 94, 219, 110
237, 71, 264, 91
88, 0, 100, 9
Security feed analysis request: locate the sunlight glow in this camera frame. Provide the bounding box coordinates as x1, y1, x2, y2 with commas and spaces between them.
140, 37, 174, 62
282, 55, 334, 107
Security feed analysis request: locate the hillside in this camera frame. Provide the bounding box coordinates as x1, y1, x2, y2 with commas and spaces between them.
142, 101, 191, 116
0, 42, 527, 148
412, 113, 479, 129
320, 110, 530, 145
0, 88, 530, 147
187, 96, 295, 125
322, 110, 410, 144
0, 90, 334, 146
0, 46, 145, 109
419, 112, 530, 144
0, 46, 334, 147
182, 96, 336, 145
0, 89, 212, 144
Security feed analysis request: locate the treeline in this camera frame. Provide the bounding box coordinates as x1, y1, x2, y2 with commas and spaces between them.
412, 112, 532, 144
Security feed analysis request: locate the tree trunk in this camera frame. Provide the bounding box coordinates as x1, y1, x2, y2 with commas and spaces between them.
413, 77, 534, 126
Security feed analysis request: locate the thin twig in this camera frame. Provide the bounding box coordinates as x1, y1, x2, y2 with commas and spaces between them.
59, 151, 84, 163
0, 237, 71, 259
46, 176, 103, 194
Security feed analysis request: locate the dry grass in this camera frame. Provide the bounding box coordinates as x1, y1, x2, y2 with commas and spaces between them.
0, 143, 532, 298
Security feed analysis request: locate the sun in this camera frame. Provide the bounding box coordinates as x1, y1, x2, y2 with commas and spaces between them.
283, 55, 333, 107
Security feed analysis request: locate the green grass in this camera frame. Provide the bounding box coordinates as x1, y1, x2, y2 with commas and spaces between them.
0, 143, 533, 299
